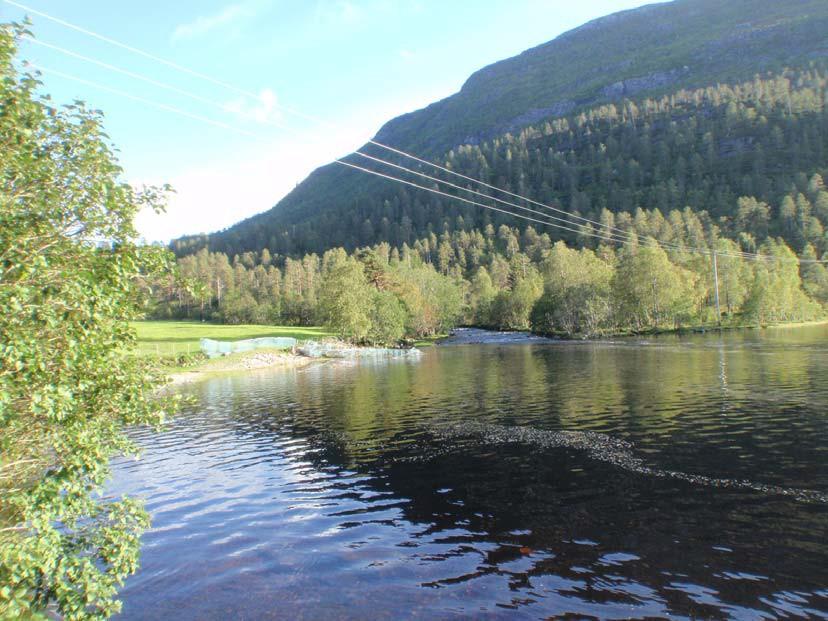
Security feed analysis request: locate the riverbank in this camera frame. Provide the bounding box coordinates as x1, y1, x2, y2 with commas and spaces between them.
163, 341, 429, 384
165, 348, 322, 385
133, 321, 334, 384
443, 319, 828, 345
525, 318, 828, 341
623, 318, 828, 338
155, 319, 828, 384
132, 321, 443, 384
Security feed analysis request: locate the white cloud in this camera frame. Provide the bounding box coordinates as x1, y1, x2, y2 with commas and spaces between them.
399, 49, 416, 61
172, 1, 266, 42
223, 88, 282, 124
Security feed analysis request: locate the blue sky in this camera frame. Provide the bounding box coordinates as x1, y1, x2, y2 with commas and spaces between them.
1, 0, 659, 242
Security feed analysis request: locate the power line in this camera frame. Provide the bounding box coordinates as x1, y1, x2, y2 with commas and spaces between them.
336, 160, 626, 244
362, 143, 781, 264
366, 140, 634, 239
350, 151, 636, 246
3, 1, 676, 239
26, 54, 815, 264
349, 151, 769, 262
21, 60, 604, 241
337, 160, 800, 264
18, 37, 617, 246
9, 0, 826, 264
18, 37, 771, 263
17, 33, 638, 244
22, 62, 262, 139
4, 0, 254, 98
22, 36, 265, 122
22, 63, 821, 264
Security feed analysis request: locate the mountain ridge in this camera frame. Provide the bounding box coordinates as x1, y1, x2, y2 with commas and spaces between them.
371, 0, 828, 152
175, 0, 828, 258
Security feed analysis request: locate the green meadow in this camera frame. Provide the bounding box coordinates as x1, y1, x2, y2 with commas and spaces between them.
132, 321, 333, 356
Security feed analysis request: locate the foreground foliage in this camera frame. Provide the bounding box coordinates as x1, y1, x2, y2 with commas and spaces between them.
0, 26, 175, 619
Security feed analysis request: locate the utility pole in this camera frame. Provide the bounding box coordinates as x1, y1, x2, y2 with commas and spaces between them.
711, 250, 721, 325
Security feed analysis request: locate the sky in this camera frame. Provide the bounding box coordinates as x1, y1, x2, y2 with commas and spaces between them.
1, 0, 659, 242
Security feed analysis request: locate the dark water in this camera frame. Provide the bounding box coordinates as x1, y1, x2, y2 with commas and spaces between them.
110, 326, 828, 620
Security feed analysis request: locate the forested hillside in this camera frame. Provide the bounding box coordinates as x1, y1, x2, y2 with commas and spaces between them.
173, 0, 828, 259
177, 66, 828, 258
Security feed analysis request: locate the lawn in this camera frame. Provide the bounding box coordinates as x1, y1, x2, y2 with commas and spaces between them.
132, 321, 333, 356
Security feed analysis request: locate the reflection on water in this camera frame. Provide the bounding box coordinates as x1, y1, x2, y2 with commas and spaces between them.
110, 326, 828, 620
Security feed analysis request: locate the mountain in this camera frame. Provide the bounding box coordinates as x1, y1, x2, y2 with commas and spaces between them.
174, 0, 828, 258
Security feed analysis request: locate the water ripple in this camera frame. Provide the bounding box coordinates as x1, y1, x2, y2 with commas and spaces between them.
110, 326, 828, 620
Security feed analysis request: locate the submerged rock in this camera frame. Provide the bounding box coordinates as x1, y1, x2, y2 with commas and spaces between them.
431, 421, 828, 505
440, 328, 553, 346
298, 340, 422, 359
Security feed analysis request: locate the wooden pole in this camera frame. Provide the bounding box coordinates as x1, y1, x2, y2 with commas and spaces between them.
712, 250, 721, 325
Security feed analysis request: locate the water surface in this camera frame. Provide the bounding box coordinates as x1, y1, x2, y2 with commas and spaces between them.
111, 326, 828, 620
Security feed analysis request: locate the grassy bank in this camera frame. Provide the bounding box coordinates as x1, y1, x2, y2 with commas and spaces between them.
134, 320, 443, 381
132, 320, 333, 356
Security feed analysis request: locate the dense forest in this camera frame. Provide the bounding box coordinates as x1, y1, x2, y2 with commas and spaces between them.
154, 200, 828, 341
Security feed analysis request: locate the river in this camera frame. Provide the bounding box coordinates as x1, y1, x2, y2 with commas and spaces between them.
110, 326, 828, 620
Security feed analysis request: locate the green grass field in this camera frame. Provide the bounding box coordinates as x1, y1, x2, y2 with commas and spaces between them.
132, 321, 333, 356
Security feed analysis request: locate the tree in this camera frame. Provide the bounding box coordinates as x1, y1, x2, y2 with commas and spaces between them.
490, 269, 543, 330
319, 257, 372, 341
612, 241, 698, 329
0, 25, 176, 620
714, 239, 751, 316
801, 245, 828, 307
468, 267, 496, 325
532, 243, 613, 335
735, 196, 770, 239
437, 239, 453, 274
394, 264, 463, 336
219, 291, 262, 324
367, 290, 406, 345
742, 239, 818, 324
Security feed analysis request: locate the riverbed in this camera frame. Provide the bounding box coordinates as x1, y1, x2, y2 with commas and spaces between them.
110, 326, 828, 619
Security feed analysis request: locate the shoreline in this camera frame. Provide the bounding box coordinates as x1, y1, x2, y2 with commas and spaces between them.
164, 340, 428, 384
164, 320, 827, 384
445, 318, 828, 344
166, 349, 324, 385
527, 318, 828, 341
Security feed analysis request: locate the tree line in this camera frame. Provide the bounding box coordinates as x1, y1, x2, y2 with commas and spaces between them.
154, 198, 828, 341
